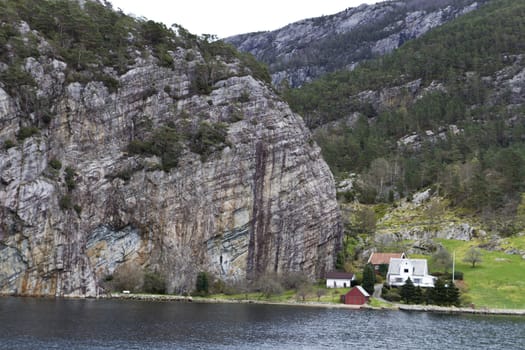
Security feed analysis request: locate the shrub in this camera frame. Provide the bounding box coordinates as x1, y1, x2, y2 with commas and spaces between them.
16, 126, 40, 141
73, 204, 82, 216
3, 139, 16, 150
111, 262, 144, 292
158, 50, 174, 68
95, 73, 120, 94
189, 121, 228, 161
59, 195, 73, 210
40, 111, 53, 125
128, 140, 155, 155
143, 271, 167, 294
64, 166, 76, 191
127, 126, 183, 171
454, 271, 464, 280
316, 288, 327, 301
296, 283, 313, 301
195, 271, 210, 296
49, 158, 62, 170
113, 168, 136, 182
192, 63, 212, 94
238, 90, 250, 103
211, 278, 228, 294
255, 273, 283, 298
280, 271, 310, 290
382, 288, 401, 302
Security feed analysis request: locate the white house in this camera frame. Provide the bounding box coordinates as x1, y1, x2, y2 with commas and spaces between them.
386, 258, 436, 288
326, 271, 355, 288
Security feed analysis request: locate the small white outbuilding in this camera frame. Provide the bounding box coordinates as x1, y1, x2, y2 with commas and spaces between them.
326, 271, 355, 288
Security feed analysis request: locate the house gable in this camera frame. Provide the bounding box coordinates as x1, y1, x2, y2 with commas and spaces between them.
386, 258, 436, 288
342, 286, 370, 305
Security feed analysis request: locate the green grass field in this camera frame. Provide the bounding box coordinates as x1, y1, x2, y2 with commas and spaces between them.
436, 238, 525, 309
208, 287, 352, 304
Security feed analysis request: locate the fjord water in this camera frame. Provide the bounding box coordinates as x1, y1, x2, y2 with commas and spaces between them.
0, 298, 523, 349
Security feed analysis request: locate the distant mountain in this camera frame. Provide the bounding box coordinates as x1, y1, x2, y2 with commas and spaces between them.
283, 0, 525, 235
226, 0, 487, 88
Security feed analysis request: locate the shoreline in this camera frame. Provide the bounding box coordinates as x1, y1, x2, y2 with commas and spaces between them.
102, 293, 363, 309
3, 293, 524, 316
103, 293, 525, 316
397, 304, 525, 316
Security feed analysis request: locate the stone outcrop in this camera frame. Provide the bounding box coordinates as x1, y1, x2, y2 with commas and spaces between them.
0, 22, 341, 297
226, 0, 486, 87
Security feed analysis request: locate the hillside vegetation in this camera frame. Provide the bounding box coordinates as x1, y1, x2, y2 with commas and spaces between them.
0, 0, 269, 130
284, 0, 525, 235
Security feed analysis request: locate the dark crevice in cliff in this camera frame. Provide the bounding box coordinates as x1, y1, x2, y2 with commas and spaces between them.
247, 141, 268, 280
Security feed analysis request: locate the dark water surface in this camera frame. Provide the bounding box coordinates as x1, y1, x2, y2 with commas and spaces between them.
0, 297, 524, 349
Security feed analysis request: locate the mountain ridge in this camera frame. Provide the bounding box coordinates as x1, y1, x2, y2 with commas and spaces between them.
226, 0, 486, 88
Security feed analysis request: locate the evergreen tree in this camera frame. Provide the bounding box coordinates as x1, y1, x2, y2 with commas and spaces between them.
443, 280, 461, 306
427, 279, 460, 306
400, 277, 416, 304
195, 271, 209, 295
413, 286, 424, 305
428, 279, 446, 305
362, 263, 376, 295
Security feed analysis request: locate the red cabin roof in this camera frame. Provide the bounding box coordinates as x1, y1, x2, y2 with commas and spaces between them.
367, 252, 406, 265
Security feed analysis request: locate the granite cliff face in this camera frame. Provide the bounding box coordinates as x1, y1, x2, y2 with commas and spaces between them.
0, 16, 341, 296
226, 0, 485, 87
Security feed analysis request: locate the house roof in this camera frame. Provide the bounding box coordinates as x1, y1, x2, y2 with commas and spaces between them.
352, 285, 370, 297
326, 271, 355, 280
367, 252, 406, 265
387, 258, 429, 276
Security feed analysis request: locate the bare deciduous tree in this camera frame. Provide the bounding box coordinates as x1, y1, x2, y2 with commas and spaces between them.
255, 273, 283, 298
316, 288, 327, 301
296, 283, 312, 302
463, 247, 483, 268
111, 261, 143, 292
431, 246, 453, 273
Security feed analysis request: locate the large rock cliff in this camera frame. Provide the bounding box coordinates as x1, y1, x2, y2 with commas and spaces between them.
0, 8, 341, 296
226, 0, 486, 87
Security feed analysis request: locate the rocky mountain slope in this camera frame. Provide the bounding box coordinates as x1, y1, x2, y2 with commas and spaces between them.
226, 0, 486, 88
0, 0, 341, 297
284, 0, 525, 254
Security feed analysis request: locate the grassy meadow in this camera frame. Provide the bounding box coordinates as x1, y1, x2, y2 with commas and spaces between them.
435, 238, 525, 309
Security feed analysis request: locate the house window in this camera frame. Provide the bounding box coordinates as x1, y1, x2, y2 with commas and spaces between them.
414, 279, 422, 284
404, 268, 409, 273
395, 277, 403, 282
344, 283, 347, 288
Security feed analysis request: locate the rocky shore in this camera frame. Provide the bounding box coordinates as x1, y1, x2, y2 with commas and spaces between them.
397, 304, 525, 316
104, 293, 525, 316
